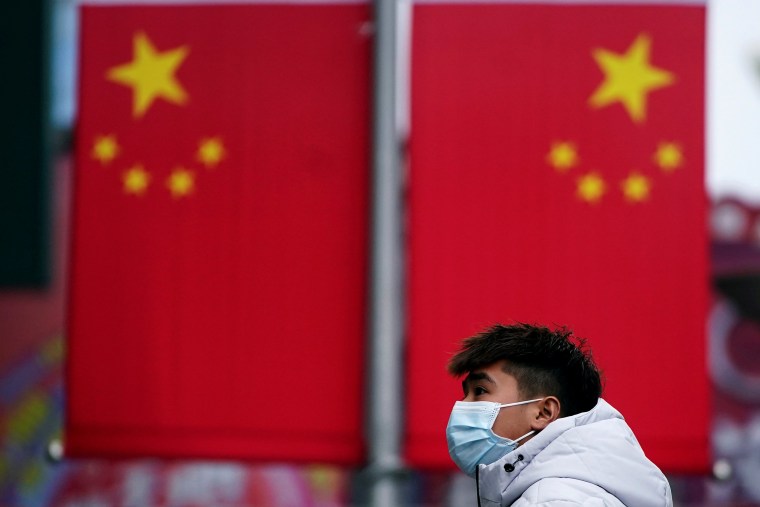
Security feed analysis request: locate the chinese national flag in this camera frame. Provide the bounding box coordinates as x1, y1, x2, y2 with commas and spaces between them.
407, 4, 708, 472
68, 4, 370, 462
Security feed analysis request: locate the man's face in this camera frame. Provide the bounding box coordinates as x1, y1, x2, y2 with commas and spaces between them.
461, 360, 537, 441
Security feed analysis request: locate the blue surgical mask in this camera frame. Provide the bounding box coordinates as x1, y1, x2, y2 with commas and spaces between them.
446, 398, 542, 477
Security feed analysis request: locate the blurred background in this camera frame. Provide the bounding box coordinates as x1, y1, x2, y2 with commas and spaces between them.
1, 0, 760, 505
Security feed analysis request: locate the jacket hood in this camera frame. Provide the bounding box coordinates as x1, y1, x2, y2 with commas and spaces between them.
477, 398, 672, 506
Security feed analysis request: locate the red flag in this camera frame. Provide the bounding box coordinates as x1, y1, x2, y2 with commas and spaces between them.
68, 4, 371, 463
407, 4, 708, 472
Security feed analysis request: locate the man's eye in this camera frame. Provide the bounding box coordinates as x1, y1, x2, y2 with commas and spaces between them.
473, 386, 487, 395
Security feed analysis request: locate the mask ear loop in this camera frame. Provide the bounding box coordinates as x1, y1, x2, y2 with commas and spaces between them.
513, 430, 534, 442
491, 399, 541, 442
497, 398, 543, 408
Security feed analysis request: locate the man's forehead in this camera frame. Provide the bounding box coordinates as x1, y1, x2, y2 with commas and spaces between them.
466, 360, 509, 377
464, 371, 496, 383
463, 361, 521, 385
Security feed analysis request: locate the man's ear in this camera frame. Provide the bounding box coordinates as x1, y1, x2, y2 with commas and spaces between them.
530, 396, 561, 431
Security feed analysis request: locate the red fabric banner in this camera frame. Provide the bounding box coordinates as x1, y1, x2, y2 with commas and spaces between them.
407, 4, 708, 472
68, 4, 370, 463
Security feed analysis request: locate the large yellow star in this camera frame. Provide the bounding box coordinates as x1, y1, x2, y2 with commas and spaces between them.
589, 33, 674, 123
546, 142, 578, 172
92, 135, 119, 165
621, 172, 651, 202
123, 165, 150, 195
167, 168, 194, 198
653, 142, 683, 172
197, 137, 225, 168
577, 173, 606, 203
106, 32, 189, 118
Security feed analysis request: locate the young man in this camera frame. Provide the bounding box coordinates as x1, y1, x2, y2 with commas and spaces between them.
446, 323, 672, 507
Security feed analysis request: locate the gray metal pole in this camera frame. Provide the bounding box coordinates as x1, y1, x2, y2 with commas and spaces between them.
367, 0, 404, 503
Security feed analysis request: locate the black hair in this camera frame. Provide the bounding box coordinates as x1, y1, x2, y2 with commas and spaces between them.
448, 323, 603, 417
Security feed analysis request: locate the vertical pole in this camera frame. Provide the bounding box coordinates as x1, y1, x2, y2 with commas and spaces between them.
367, 0, 404, 503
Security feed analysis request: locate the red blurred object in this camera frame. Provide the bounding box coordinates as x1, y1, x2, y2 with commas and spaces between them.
407, 3, 708, 473
68, 4, 370, 463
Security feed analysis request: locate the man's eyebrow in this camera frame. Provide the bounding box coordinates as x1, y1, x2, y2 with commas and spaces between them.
461, 371, 495, 394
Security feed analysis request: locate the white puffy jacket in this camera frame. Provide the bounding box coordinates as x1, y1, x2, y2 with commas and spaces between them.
475, 399, 673, 507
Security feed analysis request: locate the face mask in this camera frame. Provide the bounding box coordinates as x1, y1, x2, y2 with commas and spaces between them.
446, 398, 542, 477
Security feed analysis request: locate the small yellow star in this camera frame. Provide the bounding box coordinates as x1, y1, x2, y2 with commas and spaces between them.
123, 165, 150, 195
92, 135, 120, 165
589, 33, 675, 123
577, 173, 606, 203
197, 137, 225, 168
621, 173, 651, 202
653, 142, 683, 172
167, 168, 194, 198
106, 32, 189, 118
547, 142, 578, 172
